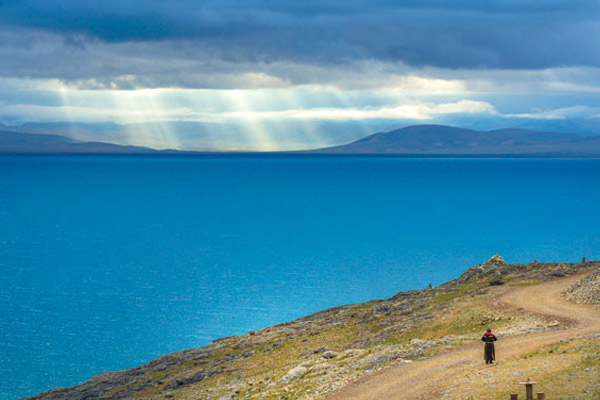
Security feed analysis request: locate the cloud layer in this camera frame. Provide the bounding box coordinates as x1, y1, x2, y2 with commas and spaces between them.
0, 0, 599, 149
2, 1, 599, 68
1, 0, 600, 86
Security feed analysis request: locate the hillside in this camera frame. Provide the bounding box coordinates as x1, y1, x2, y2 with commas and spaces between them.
25, 257, 600, 400
314, 125, 600, 156
4, 124, 600, 157
0, 130, 159, 154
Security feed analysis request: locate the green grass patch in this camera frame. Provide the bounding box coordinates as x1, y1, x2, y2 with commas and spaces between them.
508, 279, 541, 287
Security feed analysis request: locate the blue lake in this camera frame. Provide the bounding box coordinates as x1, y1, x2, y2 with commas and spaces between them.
1, 155, 599, 399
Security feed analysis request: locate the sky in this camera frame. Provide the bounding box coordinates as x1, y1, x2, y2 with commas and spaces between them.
0, 0, 599, 150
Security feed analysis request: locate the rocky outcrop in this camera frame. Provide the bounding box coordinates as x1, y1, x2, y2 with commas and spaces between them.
453, 255, 590, 287
456, 254, 507, 284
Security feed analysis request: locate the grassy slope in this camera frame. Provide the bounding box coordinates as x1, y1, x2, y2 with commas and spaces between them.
440, 337, 600, 399
27, 259, 600, 400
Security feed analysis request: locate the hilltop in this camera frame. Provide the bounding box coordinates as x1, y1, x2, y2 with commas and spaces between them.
313, 125, 600, 157
0, 130, 160, 154
25, 257, 600, 400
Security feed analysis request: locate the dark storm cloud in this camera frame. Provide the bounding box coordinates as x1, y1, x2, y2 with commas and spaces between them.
0, 0, 599, 71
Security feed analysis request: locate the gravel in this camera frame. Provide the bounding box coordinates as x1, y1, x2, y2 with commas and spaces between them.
563, 270, 600, 305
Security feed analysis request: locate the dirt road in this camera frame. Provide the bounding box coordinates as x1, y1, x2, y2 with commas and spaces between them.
324, 274, 600, 400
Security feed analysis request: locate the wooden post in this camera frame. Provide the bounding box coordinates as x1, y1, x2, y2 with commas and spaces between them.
519, 379, 537, 400
510, 394, 518, 400
525, 385, 533, 400
537, 393, 545, 400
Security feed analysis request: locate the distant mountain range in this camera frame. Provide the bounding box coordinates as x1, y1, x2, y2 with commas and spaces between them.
0, 129, 160, 154
0, 121, 370, 152
313, 125, 600, 157
2, 124, 600, 157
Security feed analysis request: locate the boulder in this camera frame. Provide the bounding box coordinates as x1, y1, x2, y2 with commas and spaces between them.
489, 271, 505, 286
283, 366, 307, 382
322, 351, 338, 359
550, 263, 566, 277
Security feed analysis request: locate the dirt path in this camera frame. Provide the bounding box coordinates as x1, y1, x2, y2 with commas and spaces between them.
324, 274, 600, 400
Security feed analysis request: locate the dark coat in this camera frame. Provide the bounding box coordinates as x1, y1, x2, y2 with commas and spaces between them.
482, 332, 497, 361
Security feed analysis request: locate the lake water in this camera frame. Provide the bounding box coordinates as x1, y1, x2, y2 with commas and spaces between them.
1, 155, 599, 399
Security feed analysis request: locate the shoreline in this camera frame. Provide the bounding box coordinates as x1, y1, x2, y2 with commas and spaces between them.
3, 152, 600, 159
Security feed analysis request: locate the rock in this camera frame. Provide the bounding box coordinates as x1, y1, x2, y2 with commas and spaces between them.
311, 362, 336, 372
354, 346, 408, 369
550, 263, 566, 277
322, 351, 338, 359
401, 349, 424, 359
489, 271, 505, 286
283, 366, 307, 381
342, 348, 365, 357
164, 369, 218, 390
357, 354, 391, 369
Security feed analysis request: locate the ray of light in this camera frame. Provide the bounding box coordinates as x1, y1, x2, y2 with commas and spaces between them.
106, 89, 183, 149
220, 90, 278, 151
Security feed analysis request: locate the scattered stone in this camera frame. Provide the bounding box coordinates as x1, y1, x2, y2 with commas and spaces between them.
322, 351, 338, 359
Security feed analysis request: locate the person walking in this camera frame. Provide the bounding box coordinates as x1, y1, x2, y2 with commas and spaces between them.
482, 328, 497, 364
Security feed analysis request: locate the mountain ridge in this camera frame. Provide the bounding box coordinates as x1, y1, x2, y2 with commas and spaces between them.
0, 129, 161, 154
3, 124, 600, 156
312, 124, 600, 156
